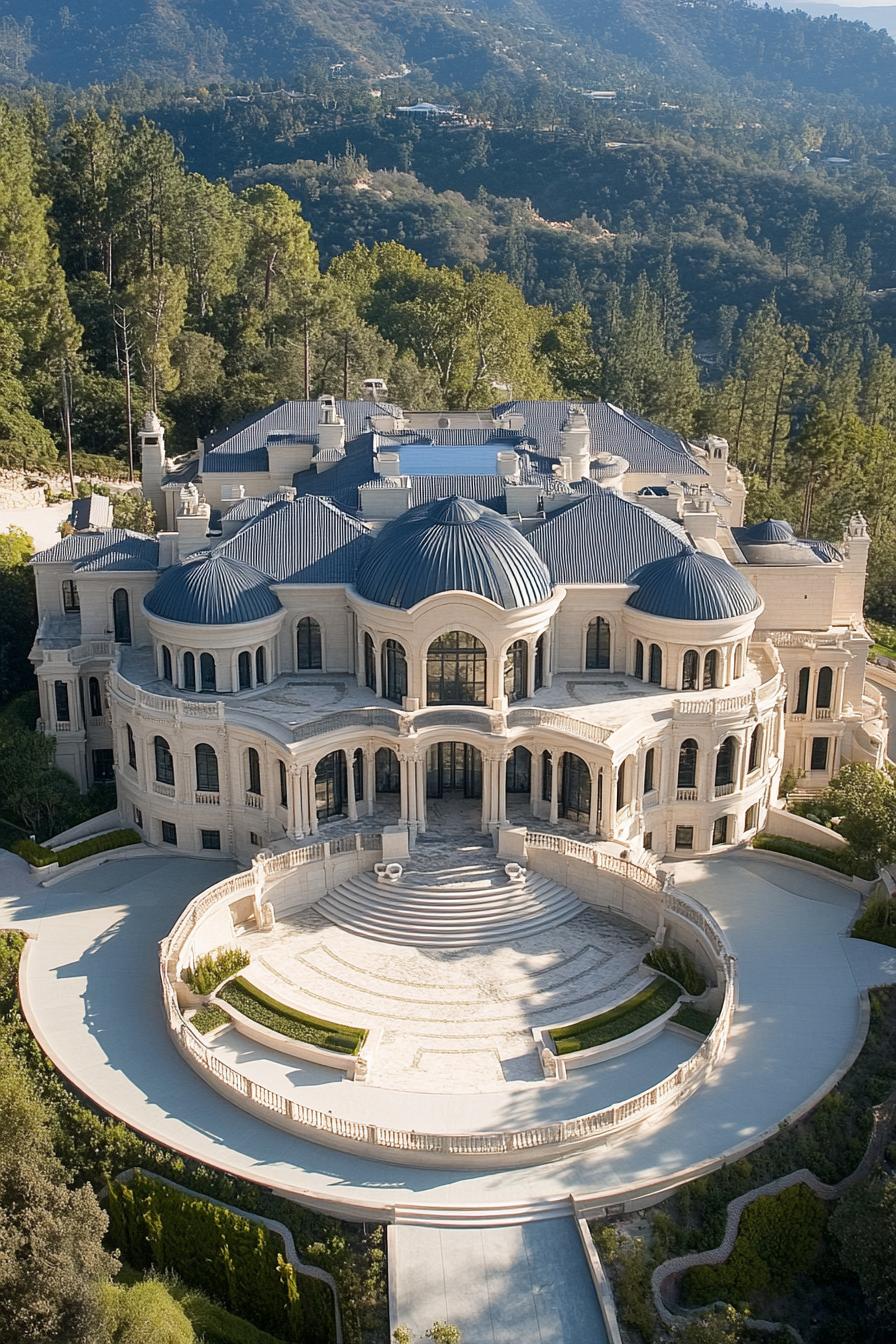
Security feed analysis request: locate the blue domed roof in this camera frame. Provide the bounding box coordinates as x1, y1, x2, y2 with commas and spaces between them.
356, 496, 553, 611
738, 518, 795, 544
627, 549, 759, 621
145, 551, 281, 625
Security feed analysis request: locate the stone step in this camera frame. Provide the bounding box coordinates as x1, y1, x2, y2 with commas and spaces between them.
328, 874, 561, 913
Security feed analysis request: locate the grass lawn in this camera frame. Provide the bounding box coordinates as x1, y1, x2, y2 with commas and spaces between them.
868, 618, 896, 661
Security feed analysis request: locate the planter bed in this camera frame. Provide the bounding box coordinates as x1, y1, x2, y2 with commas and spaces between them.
671, 1003, 718, 1037
751, 833, 875, 881
217, 976, 366, 1055
550, 976, 681, 1056
13, 828, 141, 869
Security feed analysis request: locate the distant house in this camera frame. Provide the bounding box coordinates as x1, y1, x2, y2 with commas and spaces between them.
69, 494, 113, 532
395, 101, 457, 119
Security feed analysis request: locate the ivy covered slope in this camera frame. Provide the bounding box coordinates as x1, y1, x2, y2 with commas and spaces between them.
4, 0, 896, 102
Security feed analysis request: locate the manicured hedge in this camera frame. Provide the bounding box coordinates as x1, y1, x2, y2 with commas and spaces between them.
644, 946, 706, 996
550, 976, 680, 1055
12, 828, 140, 868
752, 833, 876, 880
183, 948, 250, 994
190, 1004, 232, 1035
852, 896, 896, 949
672, 1004, 717, 1037
217, 978, 366, 1054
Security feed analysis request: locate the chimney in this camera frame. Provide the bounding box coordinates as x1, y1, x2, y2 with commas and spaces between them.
559, 404, 591, 480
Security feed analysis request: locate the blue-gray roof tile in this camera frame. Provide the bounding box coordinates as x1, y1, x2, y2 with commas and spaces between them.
31, 529, 159, 571
145, 552, 280, 625
627, 550, 760, 621
216, 497, 371, 583
202, 399, 397, 474
529, 490, 688, 584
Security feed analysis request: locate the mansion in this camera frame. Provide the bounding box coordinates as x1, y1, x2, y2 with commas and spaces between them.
28, 395, 886, 862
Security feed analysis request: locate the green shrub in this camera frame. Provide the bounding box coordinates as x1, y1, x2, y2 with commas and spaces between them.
852, 896, 896, 948
752, 833, 875, 880
12, 828, 140, 868
190, 1004, 231, 1035
217, 978, 366, 1054
550, 976, 680, 1054
183, 948, 250, 995
673, 1004, 718, 1036
644, 946, 706, 996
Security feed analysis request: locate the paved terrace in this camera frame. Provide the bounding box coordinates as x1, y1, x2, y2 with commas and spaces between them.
6, 845, 896, 1222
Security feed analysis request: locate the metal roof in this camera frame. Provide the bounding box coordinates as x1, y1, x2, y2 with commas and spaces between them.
31, 529, 159, 571
731, 519, 841, 567
202, 399, 398, 474
70, 495, 113, 530
528, 490, 688, 584
144, 552, 280, 625
492, 400, 708, 477
356, 496, 553, 611
627, 549, 760, 621
216, 496, 371, 583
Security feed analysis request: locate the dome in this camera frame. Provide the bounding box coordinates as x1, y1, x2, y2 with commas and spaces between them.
738, 518, 794, 544
627, 548, 760, 621
356, 496, 553, 610
145, 552, 281, 625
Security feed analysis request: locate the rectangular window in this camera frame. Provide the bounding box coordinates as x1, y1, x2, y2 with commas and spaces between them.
54, 680, 70, 723
132, 805, 143, 828
675, 825, 694, 851
643, 832, 653, 851
92, 749, 114, 783
62, 580, 80, 612
250, 831, 261, 847
810, 737, 829, 772
161, 821, 177, 846
744, 804, 758, 831
201, 829, 221, 851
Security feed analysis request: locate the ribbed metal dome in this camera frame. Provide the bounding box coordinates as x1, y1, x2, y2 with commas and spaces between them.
738, 519, 794, 543
145, 552, 281, 625
627, 549, 759, 621
356, 496, 553, 610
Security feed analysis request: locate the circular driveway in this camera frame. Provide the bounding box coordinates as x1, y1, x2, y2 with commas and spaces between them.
6, 846, 895, 1221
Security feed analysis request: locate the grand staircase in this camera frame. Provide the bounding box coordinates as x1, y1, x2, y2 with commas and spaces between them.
314, 860, 585, 947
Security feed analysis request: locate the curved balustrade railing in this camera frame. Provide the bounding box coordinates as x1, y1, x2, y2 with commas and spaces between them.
160, 833, 737, 1165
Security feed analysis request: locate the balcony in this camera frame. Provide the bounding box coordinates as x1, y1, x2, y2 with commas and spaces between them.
676, 787, 698, 802
153, 781, 175, 799
245, 791, 263, 809
714, 783, 736, 798
194, 790, 221, 806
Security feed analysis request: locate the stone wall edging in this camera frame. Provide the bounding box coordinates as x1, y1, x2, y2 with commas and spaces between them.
741, 844, 872, 893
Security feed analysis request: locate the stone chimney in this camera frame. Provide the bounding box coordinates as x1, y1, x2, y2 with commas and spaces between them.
139, 411, 167, 522
316, 395, 346, 455
559, 404, 591, 480
175, 483, 211, 558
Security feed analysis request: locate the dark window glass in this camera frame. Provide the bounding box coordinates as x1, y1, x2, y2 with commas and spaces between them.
353, 748, 364, 801
560, 753, 591, 822
279, 759, 288, 808
375, 747, 400, 793
811, 736, 829, 771
795, 666, 810, 715
133, 805, 142, 827
643, 747, 655, 794
126, 724, 136, 770
154, 736, 174, 785
634, 640, 644, 679
534, 634, 545, 690
315, 750, 347, 819
715, 737, 737, 787
745, 804, 758, 830
677, 740, 698, 790
426, 631, 486, 705
816, 666, 833, 709
238, 651, 252, 689
297, 617, 322, 669
247, 747, 261, 795
506, 746, 531, 794
649, 643, 662, 685
62, 579, 79, 612
113, 588, 131, 644
364, 633, 376, 691
585, 618, 610, 669
712, 817, 729, 846
504, 640, 528, 702
748, 725, 762, 773
255, 647, 266, 685
703, 649, 718, 690
92, 748, 114, 782
382, 639, 407, 704
616, 759, 626, 811
161, 821, 177, 846
682, 650, 699, 690
643, 831, 653, 851
675, 825, 694, 850
88, 676, 102, 717
183, 652, 196, 691
200, 652, 216, 692
162, 646, 172, 682
541, 750, 552, 802
425, 742, 482, 799
195, 743, 219, 793
201, 829, 221, 851
54, 681, 70, 722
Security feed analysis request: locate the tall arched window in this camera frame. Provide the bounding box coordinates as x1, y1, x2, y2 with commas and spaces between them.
643, 747, 656, 794
375, 747, 400, 793
353, 747, 364, 801
816, 666, 833, 710
255, 647, 266, 686
112, 588, 131, 644
279, 759, 288, 808
748, 724, 762, 773
126, 723, 136, 770
586, 618, 611, 670
634, 640, 644, 680
795, 666, 810, 715
715, 736, 737, 788
382, 639, 407, 704
154, 736, 174, 785
682, 650, 699, 690
534, 634, 545, 690
506, 745, 531, 793
616, 759, 626, 811
504, 640, 528, 702
364, 633, 376, 691
703, 649, 719, 690
195, 743, 219, 793
238, 651, 252, 690
426, 631, 486, 705
161, 646, 172, 682
296, 617, 322, 669
649, 643, 663, 685
183, 652, 196, 691
88, 676, 102, 718
199, 652, 216, 692
677, 739, 698, 790
246, 747, 261, 796
54, 681, 70, 722
541, 750, 552, 802
315, 751, 347, 820
560, 753, 591, 822
734, 644, 744, 678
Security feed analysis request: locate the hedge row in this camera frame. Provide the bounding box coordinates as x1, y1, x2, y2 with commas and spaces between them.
190, 1004, 231, 1035
106, 1171, 336, 1343
752, 833, 876, 880
183, 948, 250, 995
643, 946, 706, 996
550, 976, 680, 1055
217, 978, 366, 1054
12, 828, 140, 868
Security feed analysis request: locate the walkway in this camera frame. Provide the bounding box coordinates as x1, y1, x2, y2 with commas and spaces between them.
6, 848, 896, 1222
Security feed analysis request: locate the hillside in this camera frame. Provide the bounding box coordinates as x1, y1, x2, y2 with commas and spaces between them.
3, 0, 896, 102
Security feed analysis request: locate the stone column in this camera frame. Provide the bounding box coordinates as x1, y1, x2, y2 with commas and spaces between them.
526, 638, 537, 698
366, 750, 376, 817
496, 751, 509, 827
345, 749, 358, 822
306, 763, 319, 834
588, 763, 600, 835
416, 757, 427, 833
549, 750, 560, 824
288, 763, 303, 839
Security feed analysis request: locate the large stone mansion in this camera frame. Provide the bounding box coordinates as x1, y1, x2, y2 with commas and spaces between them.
28, 393, 886, 861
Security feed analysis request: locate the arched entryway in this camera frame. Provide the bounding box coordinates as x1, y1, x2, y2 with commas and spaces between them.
559, 752, 591, 823
426, 742, 482, 798
315, 750, 348, 822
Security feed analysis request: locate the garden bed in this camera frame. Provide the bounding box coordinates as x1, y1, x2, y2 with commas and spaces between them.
550, 976, 681, 1055
671, 1004, 718, 1037
216, 977, 366, 1054
851, 895, 896, 949
751, 833, 875, 880
12, 827, 140, 868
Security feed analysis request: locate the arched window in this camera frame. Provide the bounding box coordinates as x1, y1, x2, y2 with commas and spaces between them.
426, 631, 486, 705
585, 618, 611, 670
279, 759, 288, 808
112, 588, 131, 644
541, 750, 553, 802
161, 646, 172, 682
126, 723, 136, 770
748, 724, 762, 773
88, 676, 102, 718
703, 649, 718, 690
255, 647, 266, 686
560, 753, 591, 822
616, 759, 626, 811
649, 643, 663, 685
643, 747, 656, 794
238, 651, 252, 690
677, 739, 698, 790
246, 747, 261, 796
54, 681, 70, 722
315, 750, 347, 820
183, 652, 196, 692
382, 639, 407, 704
195, 743, 219, 793
506, 745, 531, 793
364, 633, 376, 691
816, 666, 833, 710
682, 650, 699, 691
715, 736, 737, 788
199, 652, 216, 692
296, 617, 322, 670
353, 747, 364, 801
534, 634, 545, 690
154, 736, 174, 786
375, 747, 400, 793
795, 666, 810, 715
634, 640, 644, 680
504, 640, 528, 702
734, 644, 744, 678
